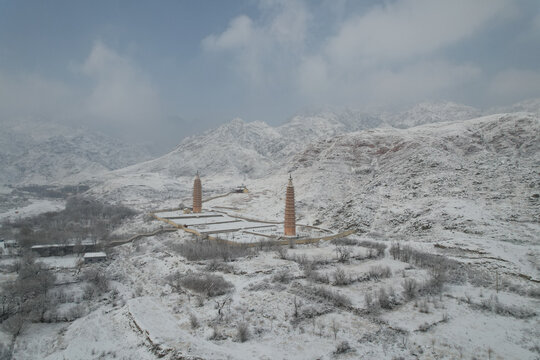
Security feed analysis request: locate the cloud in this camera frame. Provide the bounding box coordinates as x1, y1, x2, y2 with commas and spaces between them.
202, 15, 254, 51
81, 41, 162, 126
0, 71, 75, 120
202, 0, 522, 110
0, 41, 162, 126
324, 0, 512, 67
298, 59, 481, 108
0, 41, 169, 151
489, 68, 540, 104
201, 0, 308, 86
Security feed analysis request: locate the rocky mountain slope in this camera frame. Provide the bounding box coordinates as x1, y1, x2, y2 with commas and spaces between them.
0, 119, 152, 185
96, 108, 539, 270
115, 101, 482, 180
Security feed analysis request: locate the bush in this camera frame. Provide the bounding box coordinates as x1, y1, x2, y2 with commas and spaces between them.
205, 259, 234, 273
179, 272, 234, 297
471, 295, 536, 319
367, 265, 392, 280
304, 267, 330, 284
332, 268, 350, 286
189, 313, 200, 329
173, 239, 250, 261
209, 325, 225, 340
423, 266, 447, 294
335, 246, 351, 263
275, 247, 288, 260
293, 283, 351, 308
272, 270, 291, 284
389, 243, 468, 285
378, 287, 398, 310
334, 341, 352, 354
81, 267, 109, 293
236, 322, 250, 342
402, 278, 418, 300
357, 240, 386, 258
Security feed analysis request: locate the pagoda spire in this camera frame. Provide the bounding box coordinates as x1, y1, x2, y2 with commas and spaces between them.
193, 172, 202, 213
284, 174, 296, 236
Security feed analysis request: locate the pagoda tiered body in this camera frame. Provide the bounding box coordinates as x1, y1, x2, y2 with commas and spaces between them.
284, 175, 296, 236
193, 173, 202, 213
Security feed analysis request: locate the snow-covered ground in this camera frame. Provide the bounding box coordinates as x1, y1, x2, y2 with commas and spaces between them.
0, 198, 65, 222
1, 110, 539, 359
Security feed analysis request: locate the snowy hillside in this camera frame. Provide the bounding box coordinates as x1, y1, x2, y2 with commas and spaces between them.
384, 102, 481, 128
95, 111, 540, 276
0, 119, 152, 185
3, 111, 540, 360
111, 102, 482, 183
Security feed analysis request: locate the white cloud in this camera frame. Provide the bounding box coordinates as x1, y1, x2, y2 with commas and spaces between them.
203, 0, 518, 109
81, 41, 162, 125
201, 0, 308, 86
324, 0, 512, 67
202, 15, 254, 51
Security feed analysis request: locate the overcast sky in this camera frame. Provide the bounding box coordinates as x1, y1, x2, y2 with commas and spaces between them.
1, 0, 539, 153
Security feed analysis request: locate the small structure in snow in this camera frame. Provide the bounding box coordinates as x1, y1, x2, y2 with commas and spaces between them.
83, 252, 107, 263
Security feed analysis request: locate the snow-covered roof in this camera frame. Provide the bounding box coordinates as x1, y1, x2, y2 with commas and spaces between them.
83, 252, 107, 259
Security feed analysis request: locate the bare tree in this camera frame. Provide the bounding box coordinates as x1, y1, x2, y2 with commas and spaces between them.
330, 318, 339, 340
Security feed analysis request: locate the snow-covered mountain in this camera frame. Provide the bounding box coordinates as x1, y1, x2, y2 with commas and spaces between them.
114, 102, 482, 181
491, 97, 540, 115
286, 112, 539, 238
0, 119, 152, 185
383, 101, 481, 128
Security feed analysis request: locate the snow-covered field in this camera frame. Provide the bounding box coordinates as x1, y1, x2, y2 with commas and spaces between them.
1, 110, 539, 359
0, 198, 65, 222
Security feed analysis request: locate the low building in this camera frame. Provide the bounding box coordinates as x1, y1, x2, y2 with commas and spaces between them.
31, 241, 96, 256
83, 252, 107, 263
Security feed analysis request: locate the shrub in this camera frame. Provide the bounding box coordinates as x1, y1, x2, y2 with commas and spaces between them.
335, 246, 351, 263
471, 294, 536, 319
304, 267, 330, 284
275, 246, 288, 260
179, 272, 234, 297
357, 240, 386, 258
189, 313, 200, 329
364, 292, 373, 308
272, 270, 291, 284
209, 325, 225, 340
294, 284, 351, 308
174, 239, 250, 261
423, 266, 447, 294
81, 267, 109, 293
332, 268, 350, 286
402, 278, 418, 300
236, 322, 250, 342
331, 238, 358, 246
378, 287, 399, 309
205, 259, 234, 273
528, 286, 540, 299
334, 341, 352, 354
368, 265, 392, 280
418, 299, 429, 313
